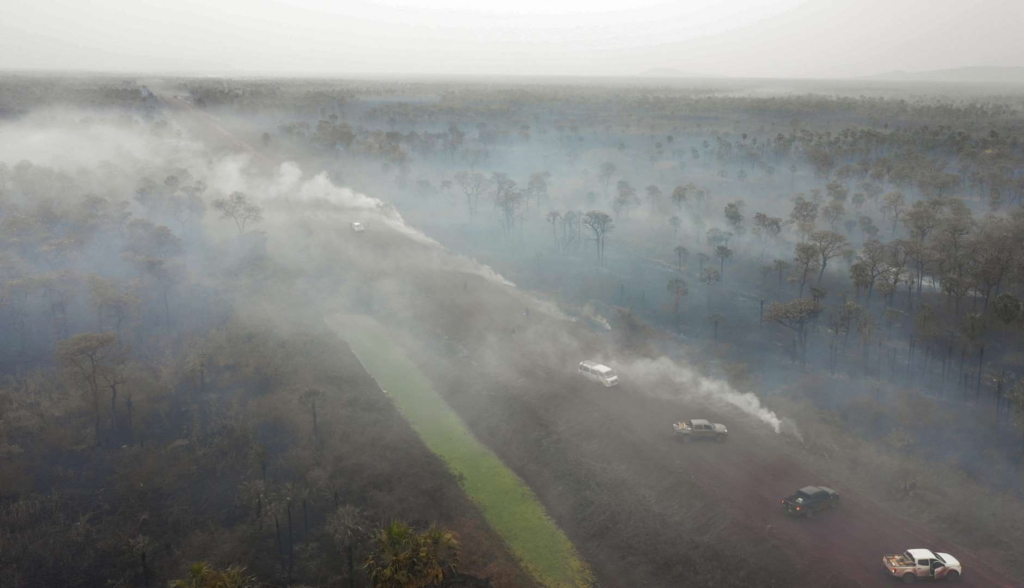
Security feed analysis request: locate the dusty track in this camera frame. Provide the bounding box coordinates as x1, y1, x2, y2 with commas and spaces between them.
586, 383, 1015, 587
385, 269, 1018, 588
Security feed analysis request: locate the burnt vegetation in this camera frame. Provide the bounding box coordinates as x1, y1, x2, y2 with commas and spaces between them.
2, 74, 1024, 587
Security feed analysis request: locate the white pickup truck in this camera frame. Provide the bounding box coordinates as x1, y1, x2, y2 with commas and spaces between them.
883, 549, 961, 583
672, 419, 728, 441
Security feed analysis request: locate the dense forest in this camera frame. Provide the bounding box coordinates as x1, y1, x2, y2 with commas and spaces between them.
2, 74, 1024, 587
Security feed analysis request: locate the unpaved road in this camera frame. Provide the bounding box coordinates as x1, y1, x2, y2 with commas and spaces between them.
582, 381, 1016, 588
372, 267, 1019, 588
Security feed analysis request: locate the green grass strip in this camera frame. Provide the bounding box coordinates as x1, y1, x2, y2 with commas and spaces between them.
339, 319, 593, 588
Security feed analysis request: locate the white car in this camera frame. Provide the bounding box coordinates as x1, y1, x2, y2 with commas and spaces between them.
350, 222, 365, 233
578, 361, 618, 387
883, 549, 962, 583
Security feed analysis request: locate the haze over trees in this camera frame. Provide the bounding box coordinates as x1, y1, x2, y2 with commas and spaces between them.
3, 72, 1024, 588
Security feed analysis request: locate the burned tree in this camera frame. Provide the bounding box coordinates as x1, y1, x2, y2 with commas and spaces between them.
57, 332, 118, 444
213, 191, 263, 234
765, 298, 822, 369
667, 277, 689, 332
583, 210, 615, 262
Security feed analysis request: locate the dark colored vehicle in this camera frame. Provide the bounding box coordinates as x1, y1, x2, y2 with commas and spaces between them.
782, 486, 839, 517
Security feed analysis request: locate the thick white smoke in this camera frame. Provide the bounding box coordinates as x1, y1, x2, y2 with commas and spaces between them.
207, 158, 517, 288
268, 161, 516, 290
271, 162, 436, 245
614, 356, 785, 434
580, 303, 613, 331
0, 109, 205, 172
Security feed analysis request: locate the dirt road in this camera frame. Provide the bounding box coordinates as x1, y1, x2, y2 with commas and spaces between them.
585, 381, 1016, 587
370, 266, 1018, 588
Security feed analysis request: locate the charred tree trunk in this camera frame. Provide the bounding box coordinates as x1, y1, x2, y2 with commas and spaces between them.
109, 384, 118, 429
907, 339, 915, 382
995, 371, 1006, 428
347, 542, 356, 588
126, 392, 135, 445
944, 343, 954, 392
312, 402, 319, 443
302, 498, 309, 538
878, 340, 883, 375
959, 346, 967, 389
287, 503, 294, 581
922, 345, 929, 387
976, 345, 985, 397
93, 386, 101, 446
799, 329, 808, 371
863, 339, 870, 376
275, 516, 282, 558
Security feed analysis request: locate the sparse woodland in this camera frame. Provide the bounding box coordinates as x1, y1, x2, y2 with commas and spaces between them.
0, 81, 531, 588
234, 77, 1024, 454
3, 74, 1024, 586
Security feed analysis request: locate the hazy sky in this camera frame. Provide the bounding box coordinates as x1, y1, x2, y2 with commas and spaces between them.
2, 0, 1022, 78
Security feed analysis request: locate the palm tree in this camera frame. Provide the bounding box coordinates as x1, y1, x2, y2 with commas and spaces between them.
699, 267, 721, 312
673, 245, 688, 272
250, 444, 268, 481
170, 563, 213, 588
697, 252, 710, 274
328, 505, 367, 588
364, 521, 459, 588
277, 483, 303, 579
169, 563, 257, 588
715, 245, 733, 279
416, 526, 460, 586
709, 313, 725, 340
667, 278, 688, 332
773, 259, 791, 288
238, 480, 267, 523
294, 484, 314, 538
299, 388, 327, 444
128, 535, 151, 588
546, 211, 562, 248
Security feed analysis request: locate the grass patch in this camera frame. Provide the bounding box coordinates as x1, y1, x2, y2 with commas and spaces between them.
336, 317, 593, 588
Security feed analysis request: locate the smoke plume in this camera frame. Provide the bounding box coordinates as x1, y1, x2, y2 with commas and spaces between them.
614, 356, 785, 434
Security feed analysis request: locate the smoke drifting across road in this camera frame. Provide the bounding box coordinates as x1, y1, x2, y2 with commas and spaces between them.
615, 356, 786, 434
203, 155, 519, 288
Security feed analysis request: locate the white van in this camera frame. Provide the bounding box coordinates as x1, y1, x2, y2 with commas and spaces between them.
578, 361, 619, 387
